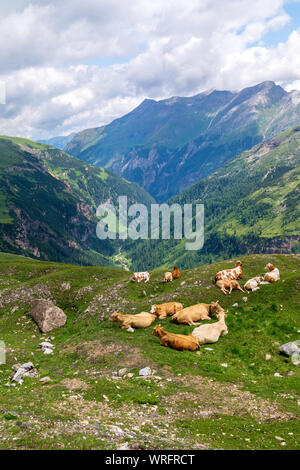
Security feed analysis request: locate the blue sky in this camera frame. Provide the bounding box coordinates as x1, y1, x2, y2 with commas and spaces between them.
262, 1, 300, 46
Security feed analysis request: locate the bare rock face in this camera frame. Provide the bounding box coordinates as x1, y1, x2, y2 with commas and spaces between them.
31, 299, 66, 333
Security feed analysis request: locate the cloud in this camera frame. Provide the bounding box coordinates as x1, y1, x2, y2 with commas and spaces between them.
0, 0, 299, 139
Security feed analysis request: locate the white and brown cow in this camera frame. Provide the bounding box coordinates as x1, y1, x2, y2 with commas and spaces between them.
215, 261, 243, 283
263, 263, 280, 283
244, 276, 262, 291
132, 271, 150, 283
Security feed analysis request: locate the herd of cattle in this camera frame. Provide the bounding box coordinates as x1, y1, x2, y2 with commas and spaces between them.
109, 261, 280, 352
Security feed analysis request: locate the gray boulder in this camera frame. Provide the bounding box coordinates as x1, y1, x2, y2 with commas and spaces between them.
279, 341, 300, 357
31, 299, 66, 333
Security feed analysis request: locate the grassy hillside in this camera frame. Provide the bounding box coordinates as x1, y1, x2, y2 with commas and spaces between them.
0, 252, 299, 450
0, 136, 154, 267
125, 126, 300, 270
65, 81, 300, 200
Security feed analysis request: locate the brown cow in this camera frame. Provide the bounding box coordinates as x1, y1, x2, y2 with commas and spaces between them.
152, 325, 199, 351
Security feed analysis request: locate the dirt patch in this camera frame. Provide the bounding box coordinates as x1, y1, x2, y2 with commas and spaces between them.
164, 375, 297, 423
60, 340, 146, 369
61, 378, 89, 391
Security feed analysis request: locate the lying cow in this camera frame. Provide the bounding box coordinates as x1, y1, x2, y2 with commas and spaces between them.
172, 301, 223, 326
109, 311, 156, 329
192, 311, 228, 345
151, 302, 183, 319
152, 325, 199, 351
163, 272, 173, 282
215, 261, 243, 282
263, 263, 280, 283
132, 271, 150, 282
216, 279, 245, 295
172, 266, 181, 279
244, 276, 262, 291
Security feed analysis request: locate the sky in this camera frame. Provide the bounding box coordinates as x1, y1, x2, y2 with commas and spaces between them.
0, 0, 300, 140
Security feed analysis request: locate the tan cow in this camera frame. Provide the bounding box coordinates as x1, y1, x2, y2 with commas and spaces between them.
192, 311, 228, 345
172, 301, 223, 326
150, 302, 183, 319
164, 272, 173, 282
152, 325, 199, 351
216, 279, 245, 295
109, 311, 156, 329
263, 263, 280, 283
215, 261, 243, 282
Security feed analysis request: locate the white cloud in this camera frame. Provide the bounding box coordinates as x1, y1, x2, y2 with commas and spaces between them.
0, 0, 299, 139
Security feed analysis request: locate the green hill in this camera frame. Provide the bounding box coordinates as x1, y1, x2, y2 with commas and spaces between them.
124, 126, 300, 270
0, 253, 299, 449
0, 136, 154, 267
65, 81, 300, 201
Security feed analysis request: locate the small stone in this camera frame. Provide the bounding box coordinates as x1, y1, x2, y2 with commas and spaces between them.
109, 425, 123, 436
221, 363, 228, 368
232, 303, 238, 307
139, 367, 152, 377
118, 368, 127, 377
40, 377, 52, 384
127, 327, 135, 333
279, 341, 300, 357
118, 443, 129, 450
242, 297, 248, 302
43, 348, 53, 355
275, 436, 284, 441
274, 372, 282, 377
204, 347, 213, 351
265, 354, 272, 360
126, 373, 134, 378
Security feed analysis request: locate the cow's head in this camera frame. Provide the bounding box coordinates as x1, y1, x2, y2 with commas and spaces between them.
265, 263, 275, 271
109, 312, 122, 322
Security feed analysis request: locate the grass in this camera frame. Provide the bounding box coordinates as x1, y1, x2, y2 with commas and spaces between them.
0, 252, 299, 449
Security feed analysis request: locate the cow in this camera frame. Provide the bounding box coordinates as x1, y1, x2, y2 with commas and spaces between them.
152, 325, 199, 351
263, 263, 280, 283
132, 271, 150, 282
164, 272, 173, 282
150, 302, 183, 319
192, 311, 228, 345
109, 311, 156, 329
244, 276, 262, 291
172, 301, 223, 326
172, 266, 181, 279
216, 279, 245, 295
215, 261, 243, 282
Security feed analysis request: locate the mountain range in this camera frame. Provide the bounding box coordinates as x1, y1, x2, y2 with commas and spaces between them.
0, 81, 299, 269
65, 81, 300, 201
